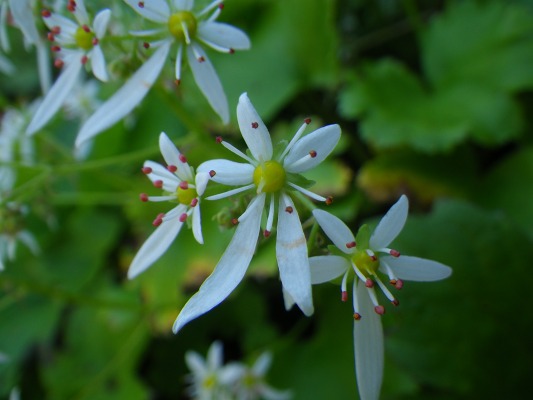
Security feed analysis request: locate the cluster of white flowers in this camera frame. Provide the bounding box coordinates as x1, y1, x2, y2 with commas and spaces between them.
184, 341, 290, 400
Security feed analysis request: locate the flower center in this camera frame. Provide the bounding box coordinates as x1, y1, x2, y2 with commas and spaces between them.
168, 11, 197, 42
202, 373, 216, 389
253, 161, 286, 193
352, 249, 379, 277
74, 27, 94, 50
176, 187, 198, 205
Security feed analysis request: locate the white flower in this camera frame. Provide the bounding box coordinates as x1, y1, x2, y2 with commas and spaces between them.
128, 132, 210, 279
75, 0, 250, 147
309, 195, 452, 400
172, 92, 341, 333
26, 0, 111, 135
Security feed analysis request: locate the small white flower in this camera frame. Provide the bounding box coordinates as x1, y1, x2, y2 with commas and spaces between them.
309, 195, 452, 400
128, 132, 209, 279
172, 92, 341, 333
75, 0, 250, 146
26, 0, 111, 135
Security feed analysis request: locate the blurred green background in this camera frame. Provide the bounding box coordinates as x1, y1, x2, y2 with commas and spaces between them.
1, 0, 533, 398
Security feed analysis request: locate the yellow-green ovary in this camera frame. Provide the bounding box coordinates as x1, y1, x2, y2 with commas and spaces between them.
177, 187, 197, 204
168, 12, 197, 41
74, 27, 94, 50
253, 161, 286, 193
352, 249, 379, 276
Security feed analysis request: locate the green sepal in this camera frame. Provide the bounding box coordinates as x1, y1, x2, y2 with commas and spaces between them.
355, 224, 371, 249
286, 172, 315, 189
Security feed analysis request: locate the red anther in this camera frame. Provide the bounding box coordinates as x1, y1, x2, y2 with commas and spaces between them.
47, 32, 55, 41
392, 299, 399, 306
251, 122, 259, 129
341, 291, 348, 302
92, 38, 99, 46
141, 166, 152, 174
229, 48, 235, 54
346, 241, 356, 249
179, 181, 189, 190
139, 193, 148, 202
390, 249, 400, 257
218, 3, 224, 9
264, 230, 271, 238
82, 25, 90, 33
67, 4, 75, 12
209, 170, 216, 177
179, 154, 187, 163
231, 218, 239, 225
309, 150, 317, 158
216, 136, 223, 143
325, 196, 333, 205
198, 56, 205, 63
51, 45, 61, 52
81, 55, 88, 64
152, 214, 164, 226
394, 279, 404, 290
304, 118, 311, 124
167, 165, 177, 172
174, 79, 181, 86
54, 59, 64, 69
51, 26, 61, 34
369, 254, 377, 261
353, 313, 361, 320
365, 278, 374, 288
190, 198, 198, 207
179, 213, 188, 222
143, 42, 150, 49
42, 9, 51, 17
374, 305, 385, 315
138, 1, 145, 7
154, 180, 163, 188
285, 206, 294, 214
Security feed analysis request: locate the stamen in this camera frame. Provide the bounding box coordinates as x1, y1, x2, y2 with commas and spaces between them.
181, 21, 191, 45
51, 45, 61, 52
67, 3, 75, 12
81, 55, 88, 64
309, 150, 317, 158
374, 274, 397, 303
229, 48, 235, 54
167, 165, 177, 172
209, 170, 216, 177
287, 154, 313, 170
285, 206, 293, 214
251, 122, 259, 129
366, 249, 377, 261
392, 299, 400, 306
140, 193, 148, 202
179, 213, 188, 222
346, 241, 356, 249
138, 2, 144, 7
374, 305, 385, 315
287, 182, 327, 202
365, 278, 374, 288
152, 213, 165, 226
47, 32, 55, 41
265, 194, 275, 234
92, 38, 99, 46
175, 44, 183, 81
206, 184, 255, 201
326, 196, 333, 205
198, 0, 224, 18
352, 279, 361, 320
220, 140, 256, 164
190, 198, 198, 207
279, 121, 309, 160
390, 249, 400, 257
354, 313, 362, 320
82, 25, 90, 33
147, 195, 176, 202
42, 9, 51, 17
395, 279, 404, 290
216, 136, 223, 143
341, 291, 348, 302
351, 261, 368, 283
51, 26, 61, 34
231, 218, 239, 225
143, 42, 150, 49
54, 59, 64, 68
341, 270, 349, 301
154, 180, 163, 188
179, 181, 189, 190
179, 154, 187, 163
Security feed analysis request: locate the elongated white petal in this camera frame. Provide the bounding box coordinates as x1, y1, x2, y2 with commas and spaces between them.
313, 209, 356, 254
172, 194, 265, 333
237, 93, 272, 162
144, 161, 179, 192
369, 195, 409, 249
76, 41, 170, 146
382, 255, 452, 281
124, 0, 170, 23
257, 384, 292, 400
0, 53, 14, 75
187, 44, 229, 124
72, 0, 89, 25
128, 206, 186, 279
36, 41, 51, 93
309, 255, 349, 284
197, 159, 254, 186
0, 3, 9, 52
284, 124, 341, 173
159, 132, 182, 166
195, 172, 210, 196
353, 280, 383, 400
26, 60, 83, 135
276, 194, 313, 316
17, 231, 40, 255
252, 352, 272, 376
43, 13, 78, 36
185, 351, 207, 376
282, 287, 295, 310
207, 341, 223, 369
9, 0, 39, 44
198, 22, 251, 50
93, 9, 111, 39
192, 205, 203, 244
174, 0, 193, 11
90, 45, 108, 82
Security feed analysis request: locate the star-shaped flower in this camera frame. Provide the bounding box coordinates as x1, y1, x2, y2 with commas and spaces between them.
128, 132, 210, 278
26, 0, 111, 135
172, 92, 341, 333
309, 195, 452, 400
75, 0, 250, 147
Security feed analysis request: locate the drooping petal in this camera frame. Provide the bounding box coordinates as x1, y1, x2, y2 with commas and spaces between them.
26, 59, 83, 135
313, 209, 356, 254
128, 205, 187, 279
75, 41, 171, 146
89, 45, 108, 82
236, 93, 273, 162
284, 124, 341, 173
124, 0, 170, 23
353, 280, 383, 400
197, 22, 251, 50
93, 9, 111, 39
9, 0, 39, 44
197, 159, 254, 186
382, 255, 452, 281
187, 43, 229, 124
309, 255, 349, 284
172, 194, 265, 333
192, 205, 203, 244
369, 195, 409, 249
276, 194, 314, 316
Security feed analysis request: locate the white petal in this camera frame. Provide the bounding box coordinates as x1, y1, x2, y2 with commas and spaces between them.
173, 0, 193, 11
207, 341, 223, 369
309, 255, 349, 284
382, 255, 452, 281
75, 41, 170, 146
90, 45, 108, 82
128, 206, 186, 279
252, 352, 271, 376
185, 351, 207, 375
26, 59, 83, 135
284, 124, 341, 173
172, 194, 265, 333
9, 0, 39, 44
369, 195, 409, 249
93, 9, 111, 39
195, 172, 210, 196
124, 0, 170, 23
0, 3, 9, 52
353, 280, 383, 400
36, 41, 52, 93
197, 159, 254, 186
192, 205, 203, 244
312, 209, 356, 254
282, 287, 295, 311
257, 385, 292, 400
187, 44, 229, 124
72, 0, 89, 25
198, 22, 251, 50
43, 13, 78, 37
236, 93, 272, 162
17, 231, 40, 255
159, 131, 182, 166
0, 53, 14, 75
276, 194, 314, 316
144, 160, 180, 192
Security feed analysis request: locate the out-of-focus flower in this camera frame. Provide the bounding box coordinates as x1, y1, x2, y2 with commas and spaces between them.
128, 132, 210, 279
26, 0, 111, 135
172, 92, 341, 333
75, 0, 250, 147
309, 195, 452, 400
